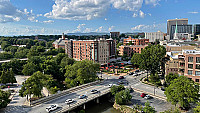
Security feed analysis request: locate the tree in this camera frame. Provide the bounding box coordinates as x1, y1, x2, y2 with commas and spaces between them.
111, 85, 125, 95
115, 89, 132, 105
131, 53, 142, 67
0, 89, 11, 108
143, 101, 156, 113
8, 69, 17, 84
19, 71, 52, 98
22, 62, 37, 76
194, 102, 200, 113
65, 60, 100, 88
132, 44, 166, 80
117, 42, 123, 48
1, 41, 11, 50
164, 76, 199, 108
54, 53, 68, 65
165, 73, 179, 86
60, 57, 75, 67
0, 71, 8, 84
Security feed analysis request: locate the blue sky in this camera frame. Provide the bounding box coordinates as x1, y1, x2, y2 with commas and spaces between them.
0, 0, 200, 36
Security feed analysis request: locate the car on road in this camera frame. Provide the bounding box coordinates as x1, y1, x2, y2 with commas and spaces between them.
91, 89, 99, 94
140, 93, 147, 98
117, 80, 124, 85
119, 76, 124, 79
144, 95, 151, 99
46, 104, 58, 112
65, 99, 75, 104
79, 94, 87, 99
132, 73, 138, 76
129, 72, 134, 75
108, 84, 113, 88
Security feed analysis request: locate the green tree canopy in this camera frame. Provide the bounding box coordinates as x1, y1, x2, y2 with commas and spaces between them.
165, 73, 179, 86
111, 85, 125, 95
194, 102, 200, 113
143, 101, 156, 113
115, 89, 132, 105
0, 90, 11, 108
164, 76, 199, 108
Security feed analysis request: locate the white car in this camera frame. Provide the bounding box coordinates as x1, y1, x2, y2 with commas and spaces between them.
144, 95, 151, 99
46, 104, 58, 112
108, 84, 113, 88
65, 99, 74, 104
91, 89, 99, 94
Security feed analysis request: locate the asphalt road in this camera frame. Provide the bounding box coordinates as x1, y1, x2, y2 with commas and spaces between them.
28, 80, 116, 113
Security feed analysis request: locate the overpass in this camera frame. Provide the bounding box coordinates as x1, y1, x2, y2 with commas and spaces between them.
0, 58, 28, 64
28, 80, 114, 113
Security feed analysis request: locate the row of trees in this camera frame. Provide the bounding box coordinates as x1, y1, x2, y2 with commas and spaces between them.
0, 90, 11, 109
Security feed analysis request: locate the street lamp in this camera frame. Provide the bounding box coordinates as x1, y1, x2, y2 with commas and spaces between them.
29, 87, 32, 106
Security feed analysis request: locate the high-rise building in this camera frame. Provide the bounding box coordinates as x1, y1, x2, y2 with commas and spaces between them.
145, 31, 165, 42
110, 32, 120, 38
167, 18, 188, 36
170, 25, 192, 40
65, 38, 116, 64
194, 24, 200, 38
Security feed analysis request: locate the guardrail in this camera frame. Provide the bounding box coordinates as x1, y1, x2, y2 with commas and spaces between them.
31, 81, 100, 106
56, 88, 110, 113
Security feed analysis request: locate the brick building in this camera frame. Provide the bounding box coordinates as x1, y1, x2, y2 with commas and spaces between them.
178, 50, 200, 83
123, 36, 149, 45
65, 38, 116, 64
52, 33, 67, 49
119, 45, 147, 57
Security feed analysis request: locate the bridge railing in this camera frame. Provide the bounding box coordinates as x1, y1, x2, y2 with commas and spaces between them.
56, 88, 110, 113
31, 80, 100, 106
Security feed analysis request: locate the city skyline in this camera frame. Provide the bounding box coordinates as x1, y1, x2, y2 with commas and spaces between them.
0, 0, 200, 36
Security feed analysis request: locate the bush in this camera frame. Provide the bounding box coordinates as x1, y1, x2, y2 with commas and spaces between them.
115, 89, 132, 105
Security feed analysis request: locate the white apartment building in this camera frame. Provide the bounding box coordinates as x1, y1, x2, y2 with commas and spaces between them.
145, 31, 164, 42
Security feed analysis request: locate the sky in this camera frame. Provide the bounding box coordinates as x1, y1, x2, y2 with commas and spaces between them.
0, 0, 200, 36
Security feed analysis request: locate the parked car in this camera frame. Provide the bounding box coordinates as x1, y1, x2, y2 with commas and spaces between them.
46, 104, 58, 112
144, 95, 151, 99
79, 94, 87, 99
140, 93, 147, 98
129, 72, 134, 75
91, 89, 99, 94
133, 73, 138, 76
65, 99, 74, 104
135, 70, 140, 73
108, 84, 113, 88
119, 76, 124, 79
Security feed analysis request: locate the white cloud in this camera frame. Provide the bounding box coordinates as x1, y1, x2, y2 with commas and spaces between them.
73, 24, 86, 33
188, 12, 199, 14
96, 26, 103, 32
148, 13, 152, 16
45, 0, 161, 20
145, 0, 160, 6
105, 18, 107, 21
139, 10, 145, 18
131, 23, 166, 32
43, 20, 54, 23
133, 13, 138, 17
45, 0, 110, 20
0, 0, 38, 23
108, 26, 115, 31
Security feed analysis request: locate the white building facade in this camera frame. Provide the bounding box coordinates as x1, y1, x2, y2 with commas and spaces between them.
145, 31, 164, 42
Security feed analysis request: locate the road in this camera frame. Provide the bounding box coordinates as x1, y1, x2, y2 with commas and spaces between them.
98, 72, 166, 98
28, 80, 121, 113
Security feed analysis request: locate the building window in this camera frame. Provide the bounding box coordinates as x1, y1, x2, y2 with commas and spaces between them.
197, 57, 200, 63
196, 64, 200, 69
188, 70, 193, 75
188, 57, 193, 62
188, 64, 193, 69
195, 71, 200, 76
195, 79, 199, 82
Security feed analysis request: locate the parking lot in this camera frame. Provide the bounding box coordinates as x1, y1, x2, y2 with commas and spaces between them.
129, 91, 174, 112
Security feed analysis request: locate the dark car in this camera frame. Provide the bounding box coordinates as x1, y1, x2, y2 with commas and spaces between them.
140, 93, 147, 98
129, 72, 134, 75
135, 70, 140, 73
119, 76, 124, 79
